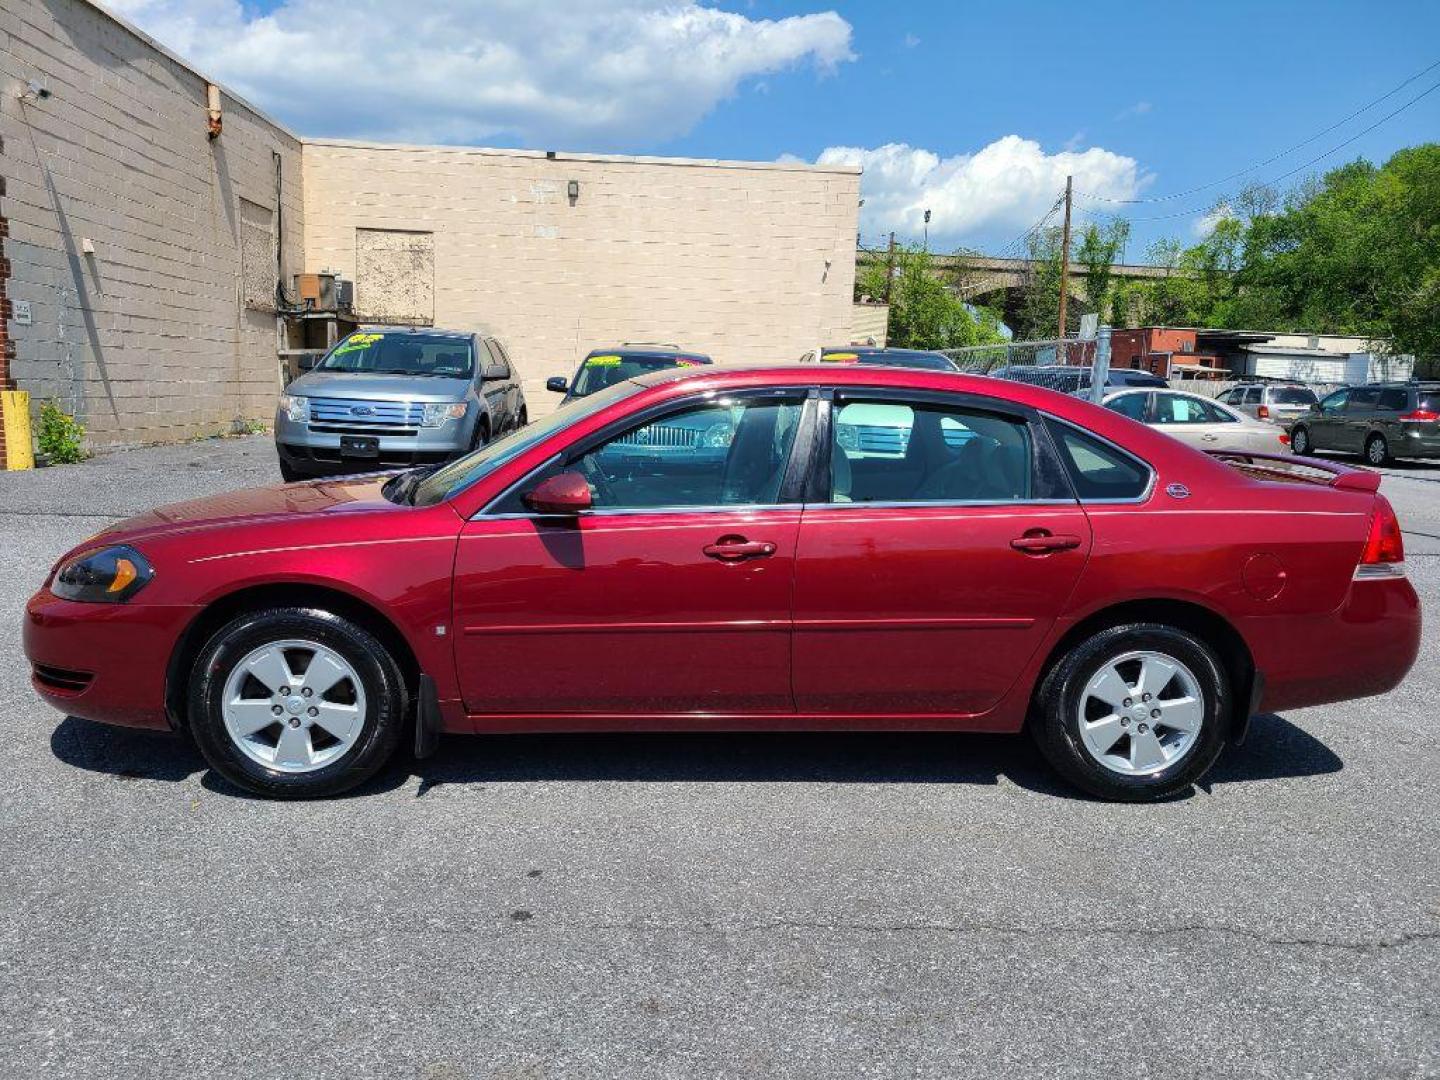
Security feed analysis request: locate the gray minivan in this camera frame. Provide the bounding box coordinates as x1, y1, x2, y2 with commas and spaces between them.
275, 327, 527, 481
1290, 382, 1440, 465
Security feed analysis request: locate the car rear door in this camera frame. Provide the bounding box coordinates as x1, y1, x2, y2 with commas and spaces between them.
452, 389, 809, 715
789, 390, 1092, 716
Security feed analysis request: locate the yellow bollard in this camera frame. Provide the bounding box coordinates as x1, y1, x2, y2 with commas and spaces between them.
2, 390, 35, 470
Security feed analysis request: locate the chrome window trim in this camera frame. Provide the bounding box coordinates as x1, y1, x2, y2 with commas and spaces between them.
477, 503, 807, 522
799, 498, 1080, 511
472, 386, 813, 519
1041, 413, 1157, 505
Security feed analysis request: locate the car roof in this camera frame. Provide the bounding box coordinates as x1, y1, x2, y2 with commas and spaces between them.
584, 346, 712, 361
355, 325, 473, 337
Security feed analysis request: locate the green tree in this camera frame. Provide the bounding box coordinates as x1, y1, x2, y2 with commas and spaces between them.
856, 243, 1007, 350
1076, 219, 1131, 329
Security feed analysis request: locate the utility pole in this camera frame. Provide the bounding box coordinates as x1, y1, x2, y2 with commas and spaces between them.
1057, 175, 1073, 349
883, 231, 896, 306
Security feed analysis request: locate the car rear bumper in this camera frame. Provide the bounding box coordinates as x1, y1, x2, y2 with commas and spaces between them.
1245, 575, 1420, 713
1391, 429, 1440, 458
22, 589, 195, 730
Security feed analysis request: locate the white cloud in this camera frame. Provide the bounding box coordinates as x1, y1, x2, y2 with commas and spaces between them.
1193, 203, 1236, 237
903, 32, 921, 47
109, 0, 855, 148
810, 137, 1147, 245
1114, 100, 1152, 121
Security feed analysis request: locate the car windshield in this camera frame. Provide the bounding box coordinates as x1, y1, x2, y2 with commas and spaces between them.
318, 331, 474, 378
570, 353, 707, 397
411, 380, 643, 506
824, 351, 957, 371
1270, 387, 1318, 405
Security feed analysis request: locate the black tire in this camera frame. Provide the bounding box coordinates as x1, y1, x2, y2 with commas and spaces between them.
1029, 622, 1231, 802
516, 408, 528, 429
278, 460, 303, 483
1290, 425, 1311, 456
1365, 433, 1390, 467
470, 419, 490, 452
189, 607, 408, 798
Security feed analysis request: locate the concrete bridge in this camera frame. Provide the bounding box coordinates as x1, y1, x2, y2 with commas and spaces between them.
855, 248, 1175, 325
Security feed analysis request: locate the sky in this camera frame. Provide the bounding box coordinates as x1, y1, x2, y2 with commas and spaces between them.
112, 0, 1440, 259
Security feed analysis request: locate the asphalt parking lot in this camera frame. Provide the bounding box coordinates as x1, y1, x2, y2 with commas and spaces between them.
2, 435, 1437, 1079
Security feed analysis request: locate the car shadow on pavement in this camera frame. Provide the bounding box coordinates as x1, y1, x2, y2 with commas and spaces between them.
50, 711, 1341, 801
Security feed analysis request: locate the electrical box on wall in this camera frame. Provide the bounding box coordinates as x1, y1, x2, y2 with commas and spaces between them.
294, 272, 336, 311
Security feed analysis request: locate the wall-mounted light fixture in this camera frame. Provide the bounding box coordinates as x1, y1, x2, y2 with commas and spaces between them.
567, 180, 580, 205
206, 83, 223, 140
19, 79, 50, 102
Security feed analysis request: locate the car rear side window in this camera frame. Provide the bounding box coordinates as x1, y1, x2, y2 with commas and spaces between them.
1349, 388, 1382, 410
829, 400, 1033, 503
1045, 420, 1151, 502
1105, 393, 1149, 421
1379, 389, 1408, 411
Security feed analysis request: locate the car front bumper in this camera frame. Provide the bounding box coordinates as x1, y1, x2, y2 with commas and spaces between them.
274, 411, 474, 474
23, 589, 197, 730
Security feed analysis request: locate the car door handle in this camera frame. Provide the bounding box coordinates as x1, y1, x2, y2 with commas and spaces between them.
1010, 532, 1082, 554
703, 536, 778, 561
1200, 432, 1219, 441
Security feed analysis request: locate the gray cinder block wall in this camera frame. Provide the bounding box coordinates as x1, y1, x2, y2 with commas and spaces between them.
0, 0, 303, 448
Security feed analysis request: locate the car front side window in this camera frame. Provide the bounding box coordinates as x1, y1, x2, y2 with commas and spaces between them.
500, 395, 805, 513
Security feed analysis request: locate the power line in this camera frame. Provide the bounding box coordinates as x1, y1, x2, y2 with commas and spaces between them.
1075, 57, 1440, 207
1077, 76, 1440, 225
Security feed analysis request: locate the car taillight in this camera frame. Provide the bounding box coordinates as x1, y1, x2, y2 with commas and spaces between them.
1399, 409, 1439, 422
1278, 432, 1290, 445
1356, 497, 1405, 578
1257, 405, 1270, 419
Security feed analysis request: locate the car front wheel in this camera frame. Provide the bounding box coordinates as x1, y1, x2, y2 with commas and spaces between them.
189, 607, 408, 798
1030, 623, 1231, 801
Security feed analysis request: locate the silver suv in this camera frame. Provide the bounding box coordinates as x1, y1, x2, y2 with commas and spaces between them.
275, 327, 526, 481
1215, 383, 1318, 425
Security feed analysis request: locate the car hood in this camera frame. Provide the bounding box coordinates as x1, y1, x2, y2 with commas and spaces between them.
286, 370, 472, 403
88, 474, 409, 547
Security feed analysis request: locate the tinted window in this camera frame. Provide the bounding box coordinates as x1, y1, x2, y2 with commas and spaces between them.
1348, 388, 1382, 410
826, 351, 957, 371
1320, 389, 1348, 414
1270, 387, 1318, 405
1046, 421, 1151, 501
504, 395, 803, 511
319, 331, 474, 377
1243, 387, 1263, 404
1377, 388, 1407, 410
830, 400, 1032, 503
570, 352, 708, 397
1419, 392, 1440, 413
1105, 393, 1149, 421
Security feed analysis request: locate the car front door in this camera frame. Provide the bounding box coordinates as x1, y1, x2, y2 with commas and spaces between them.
452, 389, 809, 715
790, 391, 1093, 716
1309, 389, 1349, 450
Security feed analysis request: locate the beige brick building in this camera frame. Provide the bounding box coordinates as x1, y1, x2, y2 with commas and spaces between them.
0, 0, 860, 451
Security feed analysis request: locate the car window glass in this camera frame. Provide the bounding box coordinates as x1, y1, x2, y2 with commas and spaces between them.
501, 395, 804, 511
1271, 387, 1318, 405
1348, 388, 1381, 410
1320, 389, 1348, 414
1419, 392, 1440, 413
484, 341, 511, 379
1244, 387, 1262, 404
1105, 394, 1148, 421
1153, 394, 1221, 424
1378, 389, 1408, 411
319, 332, 474, 377
1046, 421, 1150, 501
829, 400, 1032, 503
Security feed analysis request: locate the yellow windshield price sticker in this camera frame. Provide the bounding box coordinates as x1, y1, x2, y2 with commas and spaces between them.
333, 332, 383, 356
586, 355, 622, 367
822, 352, 858, 362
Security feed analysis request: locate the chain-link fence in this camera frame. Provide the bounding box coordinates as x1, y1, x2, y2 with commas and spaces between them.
942, 338, 1111, 399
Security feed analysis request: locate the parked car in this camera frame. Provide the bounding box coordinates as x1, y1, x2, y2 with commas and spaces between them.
29, 366, 1417, 802
1103, 388, 1292, 456
1289, 382, 1440, 465
1215, 383, 1319, 425
994, 364, 1168, 393
275, 327, 526, 481
547, 344, 712, 403
798, 346, 959, 371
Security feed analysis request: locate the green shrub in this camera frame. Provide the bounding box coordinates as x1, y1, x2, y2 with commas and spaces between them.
37, 401, 87, 465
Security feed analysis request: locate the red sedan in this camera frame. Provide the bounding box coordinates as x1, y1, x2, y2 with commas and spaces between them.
24, 366, 1418, 800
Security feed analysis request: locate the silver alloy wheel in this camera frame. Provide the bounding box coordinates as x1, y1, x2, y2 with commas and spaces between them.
1292, 428, 1309, 454
1077, 649, 1205, 777
1367, 436, 1387, 465
221, 638, 367, 774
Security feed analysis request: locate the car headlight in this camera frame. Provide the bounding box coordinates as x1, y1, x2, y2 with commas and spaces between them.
421, 402, 468, 427
51, 545, 154, 604
279, 393, 309, 423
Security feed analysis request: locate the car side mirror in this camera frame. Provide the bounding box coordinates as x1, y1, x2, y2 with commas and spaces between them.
523, 471, 592, 514
546, 376, 569, 394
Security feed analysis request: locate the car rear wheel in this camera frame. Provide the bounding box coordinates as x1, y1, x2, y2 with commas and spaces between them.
1365, 433, 1390, 466
1030, 623, 1230, 801
189, 608, 407, 798
1290, 425, 1311, 455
